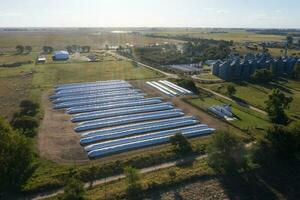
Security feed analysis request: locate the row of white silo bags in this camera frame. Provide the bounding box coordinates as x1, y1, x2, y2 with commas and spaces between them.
75, 109, 184, 132
158, 80, 193, 95
55, 80, 126, 91
80, 118, 199, 145
53, 94, 146, 109
67, 97, 163, 114
87, 126, 215, 159
53, 89, 141, 104
71, 102, 174, 122
85, 124, 209, 152
80, 116, 196, 138
50, 87, 136, 100
54, 83, 132, 96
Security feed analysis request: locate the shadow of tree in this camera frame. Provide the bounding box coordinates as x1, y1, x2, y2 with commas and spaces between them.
219, 161, 300, 200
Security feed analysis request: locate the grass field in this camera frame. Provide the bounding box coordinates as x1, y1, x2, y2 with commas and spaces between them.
200, 80, 300, 120
0, 53, 164, 120
186, 96, 270, 138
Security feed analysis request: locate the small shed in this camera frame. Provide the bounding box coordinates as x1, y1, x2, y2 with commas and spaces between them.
52, 51, 69, 61
36, 56, 46, 64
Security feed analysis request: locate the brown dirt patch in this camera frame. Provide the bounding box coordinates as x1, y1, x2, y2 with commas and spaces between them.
38, 91, 89, 164
147, 178, 229, 200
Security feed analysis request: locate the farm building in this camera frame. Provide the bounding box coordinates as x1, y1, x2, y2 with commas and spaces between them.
208, 105, 234, 120
52, 50, 69, 61
36, 56, 46, 64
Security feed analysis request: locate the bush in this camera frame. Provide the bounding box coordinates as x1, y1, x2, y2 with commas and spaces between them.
226, 84, 236, 96
251, 69, 273, 83
176, 79, 198, 94
59, 177, 86, 200
124, 166, 143, 200
19, 100, 40, 116
10, 116, 39, 137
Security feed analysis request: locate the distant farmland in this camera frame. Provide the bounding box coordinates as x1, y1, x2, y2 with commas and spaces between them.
0, 30, 180, 51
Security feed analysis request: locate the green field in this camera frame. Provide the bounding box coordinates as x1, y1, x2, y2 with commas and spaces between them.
0, 53, 164, 119
200, 80, 300, 119
187, 96, 270, 137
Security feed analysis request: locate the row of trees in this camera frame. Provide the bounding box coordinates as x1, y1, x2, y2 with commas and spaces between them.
65, 45, 91, 54
15, 45, 32, 54
14, 45, 91, 55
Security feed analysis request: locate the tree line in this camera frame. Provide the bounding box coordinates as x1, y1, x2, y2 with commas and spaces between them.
13, 45, 91, 55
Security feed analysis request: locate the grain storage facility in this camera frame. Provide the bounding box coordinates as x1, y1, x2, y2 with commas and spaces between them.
50, 80, 215, 159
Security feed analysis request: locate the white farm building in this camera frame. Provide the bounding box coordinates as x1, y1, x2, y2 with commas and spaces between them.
52, 51, 69, 61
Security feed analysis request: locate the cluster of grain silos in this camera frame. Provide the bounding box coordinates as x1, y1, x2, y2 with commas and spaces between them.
212, 54, 299, 81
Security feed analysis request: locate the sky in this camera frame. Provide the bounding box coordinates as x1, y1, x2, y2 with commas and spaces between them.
0, 0, 299, 28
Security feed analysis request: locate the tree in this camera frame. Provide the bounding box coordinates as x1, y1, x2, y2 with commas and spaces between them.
265, 89, 293, 125
60, 177, 86, 200
43, 46, 54, 54
226, 84, 236, 96
65, 45, 73, 54
124, 166, 142, 199
207, 131, 247, 173
251, 69, 273, 82
287, 35, 294, 47
170, 132, 193, 157
19, 100, 40, 116
25, 46, 32, 54
81, 46, 91, 53
0, 117, 34, 192
251, 124, 300, 165
16, 45, 24, 54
